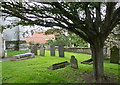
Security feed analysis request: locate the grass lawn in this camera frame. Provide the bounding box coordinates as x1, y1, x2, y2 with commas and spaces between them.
7, 50, 29, 57
1, 50, 119, 83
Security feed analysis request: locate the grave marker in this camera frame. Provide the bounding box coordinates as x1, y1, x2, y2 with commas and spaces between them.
110, 46, 119, 64
31, 45, 38, 55
40, 44, 45, 56
48, 61, 70, 70
50, 45, 55, 56
70, 55, 78, 69
58, 45, 64, 57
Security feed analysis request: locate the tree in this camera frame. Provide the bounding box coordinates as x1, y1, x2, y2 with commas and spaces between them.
66, 32, 88, 47
1, 1, 120, 82
46, 29, 87, 47
47, 34, 70, 46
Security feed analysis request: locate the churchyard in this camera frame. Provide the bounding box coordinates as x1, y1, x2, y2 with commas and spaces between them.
1, 50, 119, 83
1, 1, 120, 84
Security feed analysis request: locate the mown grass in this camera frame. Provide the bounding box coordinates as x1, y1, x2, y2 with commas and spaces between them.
7, 50, 29, 57
1, 50, 119, 83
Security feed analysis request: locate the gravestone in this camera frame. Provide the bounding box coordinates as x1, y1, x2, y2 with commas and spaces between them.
70, 55, 78, 69
50, 45, 55, 56
58, 45, 64, 57
48, 61, 70, 70
110, 46, 119, 64
31, 45, 38, 55
81, 58, 93, 64
40, 44, 45, 56
12, 52, 35, 59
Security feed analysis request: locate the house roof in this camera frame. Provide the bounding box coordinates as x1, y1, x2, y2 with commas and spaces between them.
24, 31, 55, 44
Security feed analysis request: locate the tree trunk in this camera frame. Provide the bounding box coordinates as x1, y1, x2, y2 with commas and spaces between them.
90, 43, 104, 82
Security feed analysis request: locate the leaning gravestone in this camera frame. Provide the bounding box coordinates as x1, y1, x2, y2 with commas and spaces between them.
40, 44, 45, 56
50, 45, 55, 56
70, 55, 78, 69
31, 45, 38, 55
110, 46, 119, 64
58, 45, 64, 57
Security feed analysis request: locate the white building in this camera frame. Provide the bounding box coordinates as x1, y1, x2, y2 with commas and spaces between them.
0, 16, 46, 50
1, 17, 25, 41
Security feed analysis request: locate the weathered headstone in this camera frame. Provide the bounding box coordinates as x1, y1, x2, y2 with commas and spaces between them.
70, 55, 78, 69
58, 45, 64, 57
40, 44, 45, 56
110, 46, 119, 64
31, 45, 38, 55
48, 61, 70, 70
50, 45, 55, 56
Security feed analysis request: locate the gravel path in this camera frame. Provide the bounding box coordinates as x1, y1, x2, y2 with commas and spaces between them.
1, 57, 13, 62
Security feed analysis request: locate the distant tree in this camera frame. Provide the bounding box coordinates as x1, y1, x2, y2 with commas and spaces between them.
1, 1, 120, 82
67, 32, 88, 47
105, 25, 120, 48
46, 29, 87, 47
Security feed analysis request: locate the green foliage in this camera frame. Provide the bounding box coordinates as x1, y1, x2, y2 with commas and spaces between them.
45, 28, 61, 35
35, 43, 41, 46
105, 25, 120, 47
1, 50, 119, 83
67, 32, 88, 47
28, 42, 34, 45
28, 42, 40, 46
46, 31, 88, 47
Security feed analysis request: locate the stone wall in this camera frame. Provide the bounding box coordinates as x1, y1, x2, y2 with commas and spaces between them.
46, 46, 91, 54
64, 47, 91, 54
64, 47, 108, 57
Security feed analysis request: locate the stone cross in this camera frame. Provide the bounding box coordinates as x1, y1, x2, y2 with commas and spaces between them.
70, 55, 78, 69
40, 44, 45, 56
31, 45, 38, 55
110, 46, 119, 64
50, 45, 55, 56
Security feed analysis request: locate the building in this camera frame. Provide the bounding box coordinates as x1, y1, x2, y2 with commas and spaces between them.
25, 31, 55, 44
1, 17, 27, 50
0, 33, 6, 58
